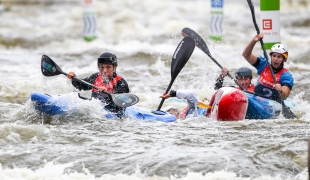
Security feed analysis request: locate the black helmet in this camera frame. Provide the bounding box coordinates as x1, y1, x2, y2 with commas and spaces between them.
98, 52, 117, 65
236, 67, 252, 79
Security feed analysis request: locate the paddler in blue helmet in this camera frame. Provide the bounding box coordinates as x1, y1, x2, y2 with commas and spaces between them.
242, 33, 294, 101
214, 67, 255, 92
67, 52, 130, 117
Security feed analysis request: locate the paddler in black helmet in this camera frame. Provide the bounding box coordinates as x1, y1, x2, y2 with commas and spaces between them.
214, 66, 255, 92
67, 52, 130, 117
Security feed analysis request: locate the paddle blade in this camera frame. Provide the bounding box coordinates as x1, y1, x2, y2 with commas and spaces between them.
156, 36, 195, 111
171, 36, 195, 79
181, 27, 210, 55
41, 55, 65, 76
281, 102, 297, 119
112, 93, 139, 108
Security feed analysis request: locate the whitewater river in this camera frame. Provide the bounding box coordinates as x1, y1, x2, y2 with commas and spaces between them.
0, 0, 310, 179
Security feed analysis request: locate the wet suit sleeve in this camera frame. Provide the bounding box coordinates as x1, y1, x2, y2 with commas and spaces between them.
113, 78, 130, 94
280, 72, 294, 90
71, 73, 99, 91
176, 90, 199, 108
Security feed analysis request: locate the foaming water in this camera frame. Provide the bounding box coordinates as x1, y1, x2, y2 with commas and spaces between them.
0, 0, 310, 179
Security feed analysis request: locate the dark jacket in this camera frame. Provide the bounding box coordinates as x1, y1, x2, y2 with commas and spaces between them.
71, 72, 129, 117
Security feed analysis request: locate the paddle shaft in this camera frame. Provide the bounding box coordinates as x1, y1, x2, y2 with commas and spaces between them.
60, 70, 112, 97
247, 0, 277, 83
157, 78, 175, 111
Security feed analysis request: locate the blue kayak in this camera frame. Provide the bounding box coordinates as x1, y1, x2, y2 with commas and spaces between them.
30, 92, 176, 122
245, 92, 295, 119
245, 92, 281, 119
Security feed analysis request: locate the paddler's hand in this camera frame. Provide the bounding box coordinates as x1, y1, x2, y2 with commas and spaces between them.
274, 83, 283, 97
98, 86, 109, 97
160, 90, 176, 99
253, 33, 264, 42
274, 83, 281, 91
160, 92, 170, 99
219, 67, 229, 80
67, 72, 76, 80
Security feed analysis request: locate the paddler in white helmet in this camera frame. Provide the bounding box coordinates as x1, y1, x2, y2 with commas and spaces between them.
67, 52, 130, 117
242, 33, 294, 101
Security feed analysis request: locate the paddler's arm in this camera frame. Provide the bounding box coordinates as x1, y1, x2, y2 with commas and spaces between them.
160, 90, 199, 107
242, 33, 264, 65
67, 72, 98, 91
214, 67, 229, 90
275, 84, 291, 100
113, 78, 130, 94
174, 90, 199, 108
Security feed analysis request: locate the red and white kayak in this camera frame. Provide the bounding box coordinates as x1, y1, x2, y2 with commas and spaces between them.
205, 87, 289, 121
206, 87, 248, 121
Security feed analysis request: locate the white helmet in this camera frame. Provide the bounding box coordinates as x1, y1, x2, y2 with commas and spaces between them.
270, 44, 288, 59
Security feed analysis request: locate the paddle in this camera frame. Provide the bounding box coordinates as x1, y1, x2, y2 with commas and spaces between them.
40, 55, 139, 108
197, 101, 212, 109
155, 36, 195, 112
246, 0, 297, 119
181, 27, 245, 91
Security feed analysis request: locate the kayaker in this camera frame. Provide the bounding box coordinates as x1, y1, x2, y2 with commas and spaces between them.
160, 90, 206, 119
242, 33, 294, 100
214, 67, 255, 92
67, 52, 130, 117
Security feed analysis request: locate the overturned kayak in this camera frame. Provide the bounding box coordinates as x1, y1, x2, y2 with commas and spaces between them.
30, 92, 176, 122
206, 87, 294, 121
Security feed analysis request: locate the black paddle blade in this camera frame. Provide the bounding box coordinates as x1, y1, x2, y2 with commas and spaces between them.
156, 36, 195, 111
281, 101, 297, 119
41, 55, 65, 76
181, 27, 210, 55
112, 93, 139, 108
171, 36, 195, 79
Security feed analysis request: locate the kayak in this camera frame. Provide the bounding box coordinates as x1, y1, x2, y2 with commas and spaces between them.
30, 92, 176, 122
206, 87, 294, 121
206, 87, 248, 120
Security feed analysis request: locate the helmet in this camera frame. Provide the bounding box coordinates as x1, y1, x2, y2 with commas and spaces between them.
270, 44, 288, 59
236, 67, 252, 79
98, 52, 117, 65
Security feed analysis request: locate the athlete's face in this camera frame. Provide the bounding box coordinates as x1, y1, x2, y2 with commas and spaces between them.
237, 76, 251, 90
98, 64, 114, 78
167, 108, 180, 119
270, 53, 285, 69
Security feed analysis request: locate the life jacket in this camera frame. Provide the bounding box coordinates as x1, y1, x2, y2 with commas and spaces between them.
180, 106, 189, 119
255, 66, 288, 100
92, 74, 123, 93
237, 84, 255, 92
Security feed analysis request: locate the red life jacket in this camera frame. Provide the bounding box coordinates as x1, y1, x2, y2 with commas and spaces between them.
258, 66, 288, 88
237, 84, 255, 92
92, 74, 123, 93
180, 106, 189, 119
